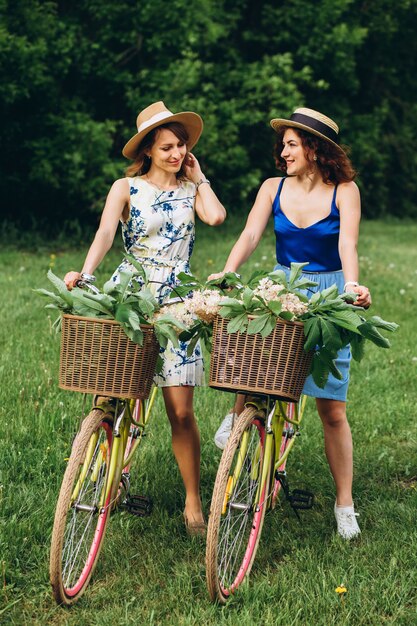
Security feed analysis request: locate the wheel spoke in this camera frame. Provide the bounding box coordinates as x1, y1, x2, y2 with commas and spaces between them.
61, 435, 109, 589
207, 411, 267, 597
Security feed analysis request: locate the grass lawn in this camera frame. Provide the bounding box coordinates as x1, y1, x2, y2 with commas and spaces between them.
1, 217, 417, 625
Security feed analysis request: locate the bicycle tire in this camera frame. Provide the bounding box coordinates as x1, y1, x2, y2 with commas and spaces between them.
50, 409, 116, 605
206, 406, 269, 603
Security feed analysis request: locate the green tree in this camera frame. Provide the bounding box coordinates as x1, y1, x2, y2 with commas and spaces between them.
1, 0, 416, 232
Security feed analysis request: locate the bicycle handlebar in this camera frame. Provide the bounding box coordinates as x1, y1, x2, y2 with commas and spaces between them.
75, 273, 100, 295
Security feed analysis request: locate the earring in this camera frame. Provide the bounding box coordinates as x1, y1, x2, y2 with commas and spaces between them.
313, 155, 317, 161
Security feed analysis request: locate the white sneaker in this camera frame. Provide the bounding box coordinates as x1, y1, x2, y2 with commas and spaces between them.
214, 412, 237, 450
334, 502, 361, 540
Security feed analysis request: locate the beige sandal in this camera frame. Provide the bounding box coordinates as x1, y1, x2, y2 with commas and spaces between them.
183, 511, 207, 538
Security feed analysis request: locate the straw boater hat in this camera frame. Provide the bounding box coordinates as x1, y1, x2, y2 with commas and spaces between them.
270, 107, 345, 154
122, 101, 203, 159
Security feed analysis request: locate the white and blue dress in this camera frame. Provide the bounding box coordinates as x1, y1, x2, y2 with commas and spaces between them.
111, 176, 204, 387
273, 177, 351, 401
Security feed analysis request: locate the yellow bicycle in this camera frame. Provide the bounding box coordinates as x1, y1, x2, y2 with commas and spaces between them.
49, 275, 161, 606
205, 393, 313, 603
49, 389, 159, 605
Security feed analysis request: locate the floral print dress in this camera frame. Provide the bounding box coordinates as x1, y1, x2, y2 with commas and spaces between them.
111, 176, 204, 387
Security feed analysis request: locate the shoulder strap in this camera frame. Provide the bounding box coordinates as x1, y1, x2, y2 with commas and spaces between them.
277, 177, 286, 197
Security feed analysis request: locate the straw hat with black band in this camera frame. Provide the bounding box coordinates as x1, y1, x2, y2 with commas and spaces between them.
270, 107, 346, 155
123, 101, 203, 160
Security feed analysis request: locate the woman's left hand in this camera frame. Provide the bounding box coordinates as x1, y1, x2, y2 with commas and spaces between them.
351, 285, 372, 308
183, 152, 204, 184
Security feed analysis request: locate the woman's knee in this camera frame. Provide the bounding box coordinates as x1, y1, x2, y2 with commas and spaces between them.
162, 387, 196, 430
316, 399, 348, 427
167, 406, 196, 430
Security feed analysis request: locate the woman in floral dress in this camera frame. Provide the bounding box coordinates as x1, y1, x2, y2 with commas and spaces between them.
65, 101, 226, 534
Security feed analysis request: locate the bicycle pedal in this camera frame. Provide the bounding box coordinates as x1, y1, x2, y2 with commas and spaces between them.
121, 494, 153, 517
289, 489, 314, 511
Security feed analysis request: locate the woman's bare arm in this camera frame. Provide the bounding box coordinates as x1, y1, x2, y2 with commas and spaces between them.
64, 178, 129, 289
209, 178, 279, 279
338, 181, 371, 307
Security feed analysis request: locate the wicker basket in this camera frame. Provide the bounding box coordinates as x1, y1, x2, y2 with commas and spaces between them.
209, 315, 313, 402
59, 314, 159, 399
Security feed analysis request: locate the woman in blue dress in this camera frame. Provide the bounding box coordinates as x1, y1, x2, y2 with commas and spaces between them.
65, 101, 226, 535
210, 108, 371, 539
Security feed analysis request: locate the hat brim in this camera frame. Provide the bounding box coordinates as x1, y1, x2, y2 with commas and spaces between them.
270, 118, 346, 155
123, 111, 203, 159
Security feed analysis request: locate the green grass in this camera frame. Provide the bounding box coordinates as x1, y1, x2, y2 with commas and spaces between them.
1, 217, 417, 625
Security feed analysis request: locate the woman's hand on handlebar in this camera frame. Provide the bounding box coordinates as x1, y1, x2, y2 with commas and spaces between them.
64, 271, 82, 290
352, 284, 372, 309
207, 271, 226, 283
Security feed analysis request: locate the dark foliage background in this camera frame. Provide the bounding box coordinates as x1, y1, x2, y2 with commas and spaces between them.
1, 0, 416, 233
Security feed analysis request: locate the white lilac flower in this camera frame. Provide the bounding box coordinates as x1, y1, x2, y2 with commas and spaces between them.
253, 278, 285, 302
278, 292, 308, 317
155, 302, 195, 329
187, 289, 225, 324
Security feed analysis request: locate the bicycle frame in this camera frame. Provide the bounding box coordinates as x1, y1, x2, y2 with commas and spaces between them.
242, 395, 307, 512
70, 387, 159, 514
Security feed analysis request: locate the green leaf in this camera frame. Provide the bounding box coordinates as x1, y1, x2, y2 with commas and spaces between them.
247, 269, 270, 288
168, 284, 193, 299
227, 313, 248, 334
82, 290, 115, 313
242, 287, 254, 308
366, 316, 399, 333
125, 254, 147, 281
292, 278, 318, 291
328, 309, 362, 333
350, 334, 365, 361
303, 317, 321, 351
288, 262, 310, 286
309, 291, 322, 305
154, 321, 179, 348
186, 334, 200, 357
115, 304, 141, 330
70, 289, 113, 315
155, 354, 164, 374
320, 318, 344, 351
103, 269, 133, 298
358, 322, 391, 348
122, 325, 144, 345
319, 284, 340, 300
247, 313, 271, 335
260, 314, 276, 337
310, 352, 329, 388
278, 311, 294, 321
46, 270, 74, 306
267, 300, 282, 315
206, 271, 243, 289
176, 271, 200, 285
155, 313, 187, 332
268, 270, 288, 288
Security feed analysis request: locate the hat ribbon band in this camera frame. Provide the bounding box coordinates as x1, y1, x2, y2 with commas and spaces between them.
290, 112, 339, 144
138, 111, 174, 133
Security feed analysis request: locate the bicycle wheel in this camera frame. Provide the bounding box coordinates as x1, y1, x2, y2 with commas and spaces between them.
206, 406, 269, 603
50, 408, 116, 605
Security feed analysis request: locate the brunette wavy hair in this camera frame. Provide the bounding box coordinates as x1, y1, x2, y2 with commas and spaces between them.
273, 126, 356, 184
125, 122, 190, 178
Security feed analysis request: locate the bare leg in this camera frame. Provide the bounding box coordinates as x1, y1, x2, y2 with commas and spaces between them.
162, 386, 204, 523
316, 398, 353, 506
232, 393, 246, 416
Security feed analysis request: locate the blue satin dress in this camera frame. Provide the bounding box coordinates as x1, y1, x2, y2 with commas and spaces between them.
272, 177, 350, 401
